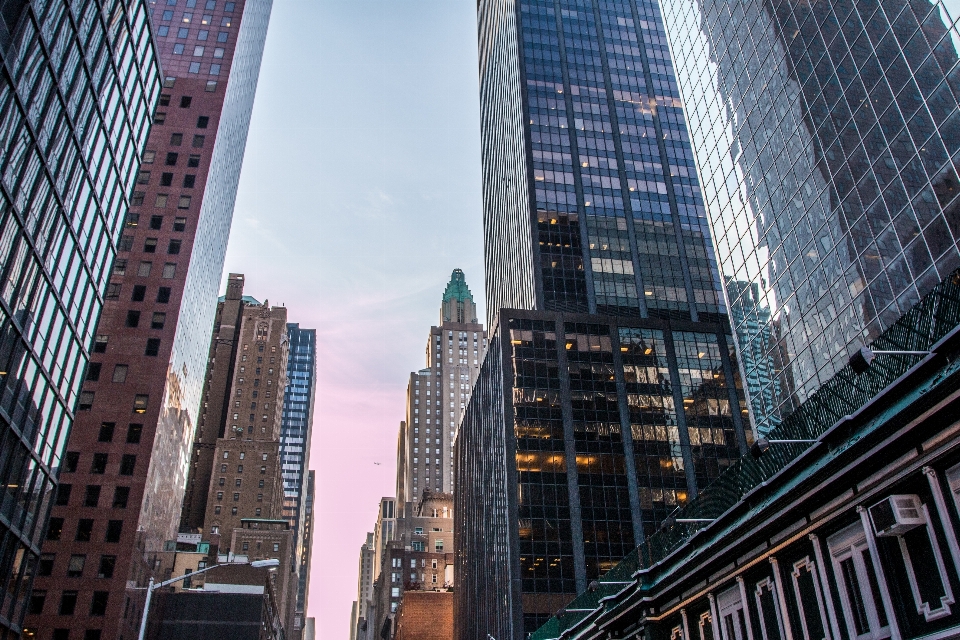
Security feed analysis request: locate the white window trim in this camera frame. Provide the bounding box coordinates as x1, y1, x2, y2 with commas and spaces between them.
754, 577, 787, 640
896, 502, 954, 620
717, 584, 748, 640
828, 519, 892, 640
790, 556, 831, 640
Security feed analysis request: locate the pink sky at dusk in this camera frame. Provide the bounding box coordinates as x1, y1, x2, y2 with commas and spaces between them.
220, 0, 484, 637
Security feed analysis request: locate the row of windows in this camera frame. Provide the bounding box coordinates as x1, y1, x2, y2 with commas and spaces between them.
59, 451, 137, 475
156, 25, 231, 42
29, 588, 109, 617
55, 484, 130, 509
46, 517, 123, 542
112, 259, 179, 279
77, 390, 150, 413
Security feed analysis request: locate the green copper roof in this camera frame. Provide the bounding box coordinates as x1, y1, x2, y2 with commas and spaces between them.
217, 294, 261, 304
442, 269, 474, 303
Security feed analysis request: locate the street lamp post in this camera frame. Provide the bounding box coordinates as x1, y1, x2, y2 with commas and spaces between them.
136, 558, 280, 640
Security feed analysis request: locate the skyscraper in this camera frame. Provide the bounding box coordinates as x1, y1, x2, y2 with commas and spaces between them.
26, 0, 273, 635
0, 0, 160, 634
657, 0, 960, 431
281, 322, 316, 633
396, 269, 484, 509
456, 1, 749, 638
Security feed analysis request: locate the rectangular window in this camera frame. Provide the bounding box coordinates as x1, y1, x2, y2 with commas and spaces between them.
151, 313, 166, 330
132, 285, 146, 301
83, 484, 102, 507
90, 591, 108, 616
105, 283, 121, 300
198, 29, 208, 40
206, 80, 217, 91
180, 96, 192, 108
160, 173, 173, 186
90, 454, 107, 474
59, 591, 78, 615
119, 455, 136, 475
75, 519, 94, 541
157, 287, 172, 303
183, 174, 195, 188
145, 338, 161, 356
47, 518, 64, 540
192, 135, 205, 147
105, 520, 123, 543
86, 362, 101, 381
213, 47, 224, 58
188, 61, 201, 73
217, 31, 228, 42
187, 155, 200, 168
97, 423, 115, 442
127, 212, 140, 226
126, 310, 140, 327
65, 452, 79, 472
38, 554, 54, 576
55, 484, 71, 506
193, 45, 204, 56
197, 116, 209, 128
127, 424, 143, 443
113, 260, 127, 276
134, 395, 149, 413
174, 217, 187, 231
94, 335, 108, 353
165, 152, 178, 166
178, 196, 192, 209
829, 522, 890, 639
98, 556, 116, 578
113, 486, 129, 508
119, 235, 134, 251
137, 261, 152, 277
137, 171, 150, 184
162, 263, 177, 279
144, 238, 158, 253
170, 133, 183, 145
67, 554, 86, 577
111, 365, 128, 383
155, 194, 168, 208
154, 111, 166, 124
28, 590, 44, 615
210, 63, 221, 75
168, 239, 182, 254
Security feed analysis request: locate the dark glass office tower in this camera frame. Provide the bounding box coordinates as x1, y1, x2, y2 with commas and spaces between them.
0, 0, 159, 635
282, 322, 316, 635
456, 1, 749, 638
658, 0, 960, 432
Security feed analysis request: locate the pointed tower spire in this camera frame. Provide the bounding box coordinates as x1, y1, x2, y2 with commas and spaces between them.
441, 269, 478, 324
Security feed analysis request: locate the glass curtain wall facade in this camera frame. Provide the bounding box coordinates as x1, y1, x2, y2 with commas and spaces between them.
282, 322, 316, 631
658, 0, 960, 432
0, 0, 159, 634
460, 0, 752, 638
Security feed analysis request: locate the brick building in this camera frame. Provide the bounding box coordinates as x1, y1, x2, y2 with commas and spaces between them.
23, 0, 273, 637
393, 591, 453, 640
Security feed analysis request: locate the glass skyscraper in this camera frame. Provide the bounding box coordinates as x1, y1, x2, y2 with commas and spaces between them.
456, 0, 750, 637
0, 0, 159, 634
282, 322, 316, 631
658, 0, 960, 432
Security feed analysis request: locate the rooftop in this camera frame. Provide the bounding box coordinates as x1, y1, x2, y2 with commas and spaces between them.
441, 269, 473, 303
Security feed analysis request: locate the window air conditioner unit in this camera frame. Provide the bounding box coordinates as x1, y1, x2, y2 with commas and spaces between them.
869, 494, 925, 537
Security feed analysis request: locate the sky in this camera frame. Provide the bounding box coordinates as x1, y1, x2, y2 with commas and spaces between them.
221, 0, 485, 637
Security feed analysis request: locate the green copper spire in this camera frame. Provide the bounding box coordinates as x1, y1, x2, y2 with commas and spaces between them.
441, 269, 478, 324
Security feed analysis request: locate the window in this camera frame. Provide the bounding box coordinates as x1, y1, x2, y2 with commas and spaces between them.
218, 477, 225, 486
59, 591, 78, 615
151, 313, 166, 330
144, 238, 158, 253
170, 133, 183, 145
134, 395, 149, 413
257, 493, 262, 502
273, 543, 280, 552
189, 61, 200, 73
717, 584, 749, 640
126, 310, 140, 327
28, 590, 45, 614
132, 285, 146, 301
220, 16, 230, 25
113, 260, 128, 276
173, 43, 184, 54
94, 336, 108, 353
98, 556, 116, 578
183, 174, 195, 188
192, 134, 205, 147
242, 542, 249, 551
216, 491, 223, 500
790, 557, 830, 640
214, 505, 221, 514
87, 362, 102, 381
67, 554, 86, 577
177, 26, 188, 38
75, 519, 94, 541
198, 29, 208, 40
138, 261, 152, 277
127, 423, 143, 443
105, 520, 123, 542
55, 484, 71, 506
828, 522, 890, 640
168, 239, 182, 254
155, 194, 168, 207
119, 235, 134, 251
233, 493, 240, 501
120, 454, 136, 475
235, 478, 241, 487
187, 154, 200, 168
105, 283, 121, 299
90, 453, 108, 474
178, 196, 192, 209
160, 173, 173, 186
217, 31, 228, 42
214, 47, 224, 58
435, 539, 444, 552
158, 287, 172, 303
182, 11, 193, 21
231, 506, 238, 515
180, 96, 192, 108
157, 25, 169, 36
162, 263, 177, 279
113, 486, 130, 508
174, 217, 187, 231
193, 46, 204, 56
136, 170, 150, 184
65, 452, 80, 472
201, 12, 212, 23
145, 338, 161, 356
98, 422, 115, 442
90, 591, 108, 616
162, 9, 173, 19
206, 80, 218, 91
47, 518, 64, 540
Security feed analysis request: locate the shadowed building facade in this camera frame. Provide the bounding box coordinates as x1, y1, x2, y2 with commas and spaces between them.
456, 0, 750, 638
25, 0, 274, 631
657, 0, 960, 432
0, 0, 161, 635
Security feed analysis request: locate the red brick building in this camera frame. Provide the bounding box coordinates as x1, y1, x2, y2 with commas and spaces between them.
393, 591, 453, 640
23, 0, 273, 638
